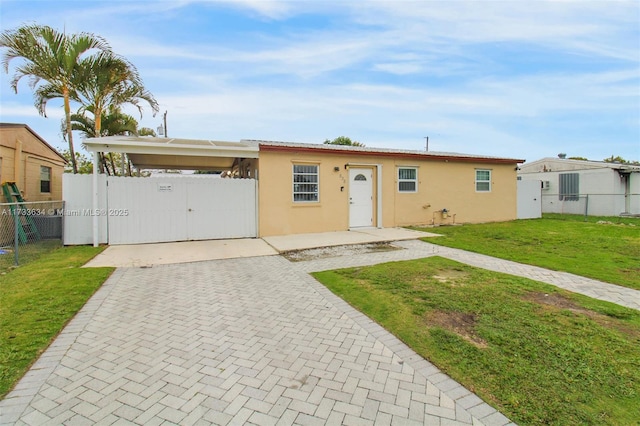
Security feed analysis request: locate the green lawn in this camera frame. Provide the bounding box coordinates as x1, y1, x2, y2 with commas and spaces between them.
412, 214, 640, 290
0, 246, 114, 398
314, 257, 640, 426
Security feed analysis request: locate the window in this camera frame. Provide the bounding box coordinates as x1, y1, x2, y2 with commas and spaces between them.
354, 174, 367, 181
475, 169, 491, 192
398, 167, 417, 192
559, 173, 579, 201
293, 164, 319, 202
40, 166, 51, 193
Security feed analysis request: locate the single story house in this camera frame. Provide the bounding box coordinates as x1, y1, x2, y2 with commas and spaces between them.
70, 136, 524, 246
0, 123, 66, 201
518, 157, 640, 216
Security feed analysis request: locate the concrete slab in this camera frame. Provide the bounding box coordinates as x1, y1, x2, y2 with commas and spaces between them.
263, 227, 440, 252
84, 228, 441, 268
83, 238, 277, 268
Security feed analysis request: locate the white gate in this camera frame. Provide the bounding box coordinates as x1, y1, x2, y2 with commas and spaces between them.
107, 176, 256, 244
517, 180, 542, 219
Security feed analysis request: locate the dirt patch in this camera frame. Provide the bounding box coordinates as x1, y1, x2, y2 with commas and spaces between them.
432, 269, 469, 284
523, 291, 591, 314
425, 310, 488, 348
523, 292, 640, 339
283, 242, 400, 262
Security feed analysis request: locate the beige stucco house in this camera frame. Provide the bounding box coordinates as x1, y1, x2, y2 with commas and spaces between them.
77, 137, 524, 245
0, 123, 66, 201
248, 141, 524, 236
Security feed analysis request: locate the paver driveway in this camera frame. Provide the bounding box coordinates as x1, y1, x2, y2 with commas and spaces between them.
1, 255, 511, 425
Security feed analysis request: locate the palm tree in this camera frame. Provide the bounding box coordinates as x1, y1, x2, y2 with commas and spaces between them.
71, 105, 138, 139
70, 105, 140, 175
72, 53, 158, 137
0, 24, 112, 173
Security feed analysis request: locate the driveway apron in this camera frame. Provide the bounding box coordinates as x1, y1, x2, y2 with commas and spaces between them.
1, 255, 511, 426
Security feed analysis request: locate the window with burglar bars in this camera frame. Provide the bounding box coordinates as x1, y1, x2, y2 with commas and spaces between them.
293, 164, 319, 202
40, 166, 51, 193
559, 173, 579, 201
398, 167, 417, 192
475, 169, 491, 192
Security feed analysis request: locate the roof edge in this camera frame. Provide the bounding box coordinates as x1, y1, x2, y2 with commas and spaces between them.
258, 142, 525, 164
0, 123, 66, 163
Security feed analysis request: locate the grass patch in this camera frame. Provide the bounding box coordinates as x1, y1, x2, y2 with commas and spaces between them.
413, 214, 640, 289
0, 246, 114, 398
0, 239, 63, 274
314, 257, 640, 425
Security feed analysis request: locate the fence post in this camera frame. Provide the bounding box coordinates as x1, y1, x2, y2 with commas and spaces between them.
60, 201, 65, 246
584, 194, 589, 220
14, 206, 19, 266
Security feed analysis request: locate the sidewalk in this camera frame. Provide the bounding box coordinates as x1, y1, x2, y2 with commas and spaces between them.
295, 239, 640, 311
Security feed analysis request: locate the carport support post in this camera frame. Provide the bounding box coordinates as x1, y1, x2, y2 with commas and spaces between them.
377, 164, 383, 228
92, 152, 99, 247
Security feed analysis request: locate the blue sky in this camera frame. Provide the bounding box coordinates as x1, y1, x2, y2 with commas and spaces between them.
1, 0, 638, 163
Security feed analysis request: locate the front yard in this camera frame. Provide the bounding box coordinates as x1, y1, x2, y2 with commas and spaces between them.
314, 214, 640, 425
413, 213, 640, 290
314, 257, 640, 425
0, 246, 114, 398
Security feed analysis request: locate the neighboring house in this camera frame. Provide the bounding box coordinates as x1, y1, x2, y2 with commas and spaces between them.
518, 157, 640, 216
70, 136, 525, 245
0, 123, 66, 201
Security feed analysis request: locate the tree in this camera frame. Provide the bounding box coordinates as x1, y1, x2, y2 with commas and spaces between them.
603, 155, 639, 165
60, 149, 93, 174
568, 157, 588, 161
71, 105, 138, 138
138, 127, 157, 137
324, 136, 365, 147
71, 53, 158, 137
0, 24, 112, 173
70, 105, 140, 175
38, 52, 158, 175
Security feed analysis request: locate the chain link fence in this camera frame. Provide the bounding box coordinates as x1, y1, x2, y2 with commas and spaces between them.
540, 193, 640, 217
0, 201, 65, 271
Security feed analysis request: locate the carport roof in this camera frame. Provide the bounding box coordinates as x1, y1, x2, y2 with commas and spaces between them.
83, 136, 259, 170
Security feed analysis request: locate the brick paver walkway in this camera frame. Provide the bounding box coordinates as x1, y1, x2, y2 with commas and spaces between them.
1, 255, 512, 426
296, 240, 640, 311
4, 238, 635, 425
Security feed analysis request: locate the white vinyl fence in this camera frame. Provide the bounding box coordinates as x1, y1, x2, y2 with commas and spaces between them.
63, 174, 257, 245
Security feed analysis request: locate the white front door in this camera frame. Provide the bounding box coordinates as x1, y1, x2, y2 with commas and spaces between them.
349, 168, 373, 228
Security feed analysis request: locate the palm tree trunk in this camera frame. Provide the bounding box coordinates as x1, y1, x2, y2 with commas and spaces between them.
63, 89, 78, 174
108, 153, 117, 176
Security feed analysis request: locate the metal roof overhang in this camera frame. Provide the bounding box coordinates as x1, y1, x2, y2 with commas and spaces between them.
83, 136, 259, 170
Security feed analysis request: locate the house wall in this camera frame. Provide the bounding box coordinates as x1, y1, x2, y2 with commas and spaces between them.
0, 126, 65, 201
518, 168, 635, 215
630, 173, 640, 214
258, 150, 518, 237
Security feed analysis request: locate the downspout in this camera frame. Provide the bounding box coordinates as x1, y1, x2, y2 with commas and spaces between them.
92, 152, 99, 247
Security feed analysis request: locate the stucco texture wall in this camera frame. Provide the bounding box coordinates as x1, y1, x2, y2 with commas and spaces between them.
0, 125, 66, 202
258, 149, 518, 237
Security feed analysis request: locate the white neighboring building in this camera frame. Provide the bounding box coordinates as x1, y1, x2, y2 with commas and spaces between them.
518, 158, 640, 217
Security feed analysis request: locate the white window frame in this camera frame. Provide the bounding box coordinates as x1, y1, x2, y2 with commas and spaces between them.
398, 167, 418, 193
40, 165, 52, 193
292, 164, 319, 203
475, 169, 491, 192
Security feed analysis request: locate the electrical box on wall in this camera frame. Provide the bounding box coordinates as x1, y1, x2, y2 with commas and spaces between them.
542, 180, 551, 190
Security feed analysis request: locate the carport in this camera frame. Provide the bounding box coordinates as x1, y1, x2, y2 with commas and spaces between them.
82, 136, 259, 247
